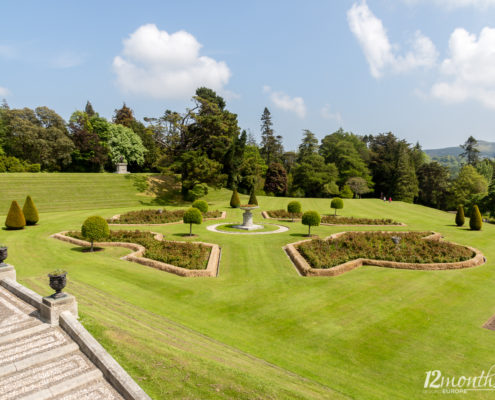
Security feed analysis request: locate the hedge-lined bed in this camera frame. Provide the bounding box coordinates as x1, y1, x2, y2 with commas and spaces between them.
297, 231, 474, 270
109, 209, 222, 224
265, 209, 400, 225
67, 230, 211, 270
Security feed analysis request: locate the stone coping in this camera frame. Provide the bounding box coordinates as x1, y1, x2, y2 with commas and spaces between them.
284, 231, 486, 277
60, 311, 151, 400
109, 211, 226, 226
262, 211, 406, 226
206, 223, 289, 235
51, 231, 221, 278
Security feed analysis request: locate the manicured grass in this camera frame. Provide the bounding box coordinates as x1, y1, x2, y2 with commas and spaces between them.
2, 183, 495, 399
215, 223, 281, 233
0, 173, 152, 213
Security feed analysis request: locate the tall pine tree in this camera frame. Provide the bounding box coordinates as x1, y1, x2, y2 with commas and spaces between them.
260, 107, 283, 165
394, 146, 418, 203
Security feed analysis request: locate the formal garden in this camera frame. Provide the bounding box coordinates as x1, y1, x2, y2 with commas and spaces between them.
1, 173, 494, 399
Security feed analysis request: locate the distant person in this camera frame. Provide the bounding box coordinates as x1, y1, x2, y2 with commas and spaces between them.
389, 197, 392, 203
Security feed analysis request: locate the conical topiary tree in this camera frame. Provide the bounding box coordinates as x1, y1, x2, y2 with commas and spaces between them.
230, 188, 241, 208
248, 190, 258, 205
22, 195, 39, 225
5, 200, 26, 230
455, 205, 465, 227
469, 204, 482, 231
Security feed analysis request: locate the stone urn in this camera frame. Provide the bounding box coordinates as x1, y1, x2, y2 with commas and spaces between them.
48, 270, 67, 299
0, 246, 7, 266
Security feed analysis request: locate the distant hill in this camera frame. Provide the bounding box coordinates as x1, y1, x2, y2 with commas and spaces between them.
425, 140, 495, 159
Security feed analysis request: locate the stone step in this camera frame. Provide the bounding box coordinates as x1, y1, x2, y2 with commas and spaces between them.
0, 322, 50, 345
0, 342, 79, 378
0, 352, 101, 399
18, 369, 103, 400
55, 377, 124, 400
0, 326, 72, 367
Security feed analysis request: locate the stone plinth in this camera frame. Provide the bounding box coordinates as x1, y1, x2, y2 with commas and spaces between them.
40, 294, 78, 325
232, 209, 263, 231
0, 264, 16, 282
115, 162, 129, 174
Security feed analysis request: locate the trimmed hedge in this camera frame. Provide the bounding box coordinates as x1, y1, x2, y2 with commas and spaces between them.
302, 211, 321, 236
230, 189, 241, 208
82, 216, 110, 251
5, 200, 26, 230
287, 201, 302, 222
331, 197, 344, 215
455, 205, 465, 227
183, 207, 203, 236
23, 195, 39, 225
192, 200, 208, 213
470, 205, 482, 231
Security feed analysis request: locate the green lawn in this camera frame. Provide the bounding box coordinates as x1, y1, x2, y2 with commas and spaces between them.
1, 180, 495, 399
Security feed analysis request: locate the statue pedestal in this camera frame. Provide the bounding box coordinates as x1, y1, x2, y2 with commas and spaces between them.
115, 163, 129, 174
232, 209, 263, 231
40, 294, 78, 325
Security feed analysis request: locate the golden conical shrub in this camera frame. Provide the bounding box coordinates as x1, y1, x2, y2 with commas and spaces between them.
22, 195, 39, 225
5, 200, 26, 230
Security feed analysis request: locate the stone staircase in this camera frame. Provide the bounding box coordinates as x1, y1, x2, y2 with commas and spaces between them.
0, 282, 129, 399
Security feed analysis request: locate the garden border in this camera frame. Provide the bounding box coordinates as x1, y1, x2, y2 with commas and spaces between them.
283, 231, 485, 277
262, 211, 406, 226
51, 231, 221, 277
108, 211, 226, 226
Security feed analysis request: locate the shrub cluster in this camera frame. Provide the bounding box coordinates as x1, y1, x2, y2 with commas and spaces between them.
111, 209, 221, 224
68, 230, 211, 270
320, 216, 400, 225
4, 196, 39, 230
297, 232, 474, 269
0, 155, 40, 173
192, 200, 208, 213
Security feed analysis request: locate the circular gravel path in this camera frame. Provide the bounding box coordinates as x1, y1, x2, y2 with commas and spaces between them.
207, 223, 289, 235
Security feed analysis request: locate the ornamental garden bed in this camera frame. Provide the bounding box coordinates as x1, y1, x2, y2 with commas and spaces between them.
284, 231, 485, 277
51, 230, 220, 277
263, 210, 402, 225
108, 209, 225, 225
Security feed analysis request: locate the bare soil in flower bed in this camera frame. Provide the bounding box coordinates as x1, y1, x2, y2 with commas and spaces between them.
297, 231, 474, 269
266, 210, 400, 225
67, 230, 211, 270
110, 209, 222, 224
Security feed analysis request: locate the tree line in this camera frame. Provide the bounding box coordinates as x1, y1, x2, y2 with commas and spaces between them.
0, 88, 493, 215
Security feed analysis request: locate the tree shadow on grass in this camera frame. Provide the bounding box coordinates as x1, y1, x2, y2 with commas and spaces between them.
289, 233, 318, 238
172, 233, 198, 238
69, 246, 104, 253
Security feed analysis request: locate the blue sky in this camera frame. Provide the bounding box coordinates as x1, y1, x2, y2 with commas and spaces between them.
2, 0, 495, 150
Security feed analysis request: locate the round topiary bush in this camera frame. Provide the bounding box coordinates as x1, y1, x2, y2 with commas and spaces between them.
192, 200, 208, 213
5, 200, 26, 230
248, 190, 258, 206
469, 204, 482, 231
302, 210, 321, 236
230, 189, 241, 208
330, 197, 344, 216
287, 201, 302, 222
81, 216, 110, 251
183, 207, 203, 236
455, 204, 465, 227
23, 195, 39, 225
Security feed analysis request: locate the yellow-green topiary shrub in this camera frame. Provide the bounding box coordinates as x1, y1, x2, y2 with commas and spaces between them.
23, 195, 39, 225
469, 205, 482, 231
5, 200, 26, 230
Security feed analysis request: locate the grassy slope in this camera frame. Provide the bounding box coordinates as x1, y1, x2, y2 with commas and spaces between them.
0, 173, 152, 212
1, 180, 495, 399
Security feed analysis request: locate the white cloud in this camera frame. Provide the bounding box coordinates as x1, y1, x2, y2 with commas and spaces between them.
0, 87, 10, 96
347, 1, 437, 78
431, 27, 495, 109
113, 24, 231, 99
320, 104, 343, 124
263, 86, 306, 118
